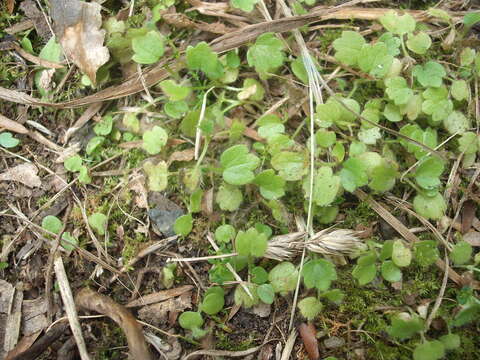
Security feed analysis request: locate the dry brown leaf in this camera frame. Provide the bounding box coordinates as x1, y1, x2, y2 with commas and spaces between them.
299, 323, 319, 360
128, 173, 148, 209
0, 114, 28, 134
50, 0, 110, 85
463, 232, 480, 247
6, 0, 15, 14
0, 163, 42, 188
168, 148, 195, 164
461, 200, 476, 234
163, 12, 234, 34
19, 0, 50, 40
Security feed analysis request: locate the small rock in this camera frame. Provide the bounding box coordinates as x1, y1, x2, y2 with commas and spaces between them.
323, 336, 345, 349
148, 192, 184, 237
251, 303, 271, 318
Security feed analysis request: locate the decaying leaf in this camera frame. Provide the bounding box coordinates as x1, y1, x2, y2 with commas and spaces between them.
138, 292, 191, 326
19, 0, 50, 40
50, 0, 110, 84
0, 163, 42, 188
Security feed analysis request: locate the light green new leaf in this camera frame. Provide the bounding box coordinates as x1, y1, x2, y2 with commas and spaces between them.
387, 314, 424, 340
451, 80, 469, 101
220, 144, 260, 185
215, 224, 236, 243
216, 184, 243, 211
413, 61, 446, 88
369, 161, 397, 192
332, 31, 366, 66
458, 132, 478, 154
64, 155, 83, 172
142, 126, 168, 155
414, 156, 444, 190
352, 263, 377, 285
358, 42, 393, 77
186, 42, 224, 79
451, 241, 472, 265
413, 191, 446, 220
309, 166, 341, 206
0, 132, 20, 148
253, 169, 286, 200
385, 77, 413, 105
269, 262, 298, 294
174, 214, 193, 236
143, 160, 168, 191
159, 80, 191, 101
380, 11, 416, 35
298, 297, 323, 321
94, 115, 113, 136
132, 30, 164, 64
42, 215, 62, 234
257, 284, 275, 304
247, 33, 285, 75
444, 111, 470, 135
439, 334, 460, 350
340, 158, 368, 192
413, 341, 445, 360
302, 259, 337, 291
88, 212, 107, 235
235, 228, 268, 257
231, 0, 258, 12
414, 240, 440, 267
381, 261, 402, 282
271, 151, 307, 181
406, 32, 431, 54
392, 240, 412, 267
422, 87, 453, 123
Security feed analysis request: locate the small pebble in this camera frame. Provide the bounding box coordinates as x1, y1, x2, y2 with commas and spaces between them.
323, 336, 345, 349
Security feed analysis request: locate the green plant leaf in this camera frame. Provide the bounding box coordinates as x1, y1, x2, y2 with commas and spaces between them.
220, 144, 260, 185
444, 111, 470, 135
143, 160, 168, 191
439, 334, 460, 350
231, 0, 258, 12
413, 61, 446, 88
253, 169, 286, 200
216, 184, 243, 211
332, 31, 365, 66
251, 266, 268, 285
413, 340, 445, 360
271, 151, 307, 181
451, 80, 469, 101
61, 232, 78, 252
414, 157, 444, 190
414, 240, 440, 266
142, 126, 168, 155
215, 224, 236, 243
309, 166, 341, 206
234, 283, 259, 308
159, 80, 191, 101
179, 311, 204, 330
392, 239, 412, 267
378, 32, 401, 56
78, 166, 91, 184
298, 297, 323, 321
358, 42, 393, 77
463, 12, 480, 27
86, 136, 104, 155
450, 241, 472, 265
381, 260, 402, 282
268, 262, 298, 294
406, 32, 432, 54
422, 87, 453, 123
42, 215, 62, 234
316, 129, 336, 148
302, 259, 337, 291
247, 33, 285, 76
235, 228, 268, 257
380, 11, 416, 35
340, 158, 368, 192
458, 131, 478, 154
321, 289, 345, 304
238, 78, 265, 101
174, 214, 193, 236
132, 30, 164, 64
200, 287, 225, 315
257, 283, 275, 304
369, 160, 397, 192
0, 132, 20, 148
352, 263, 377, 285
94, 114, 113, 136
385, 77, 413, 105
64, 155, 83, 172
88, 212, 107, 235
413, 191, 446, 220
387, 314, 424, 340
186, 42, 224, 79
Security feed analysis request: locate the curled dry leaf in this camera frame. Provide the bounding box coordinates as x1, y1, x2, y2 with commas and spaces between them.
298, 323, 319, 360
75, 288, 152, 360
0, 163, 42, 188
50, 0, 110, 84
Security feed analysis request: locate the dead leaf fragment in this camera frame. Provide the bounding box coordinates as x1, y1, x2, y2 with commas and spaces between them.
298, 323, 319, 360
462, 200, 476, 234
0, 163, 42, 188
19, 0, 50, 40
50, 0, 110, 84
463, 231, 480, 247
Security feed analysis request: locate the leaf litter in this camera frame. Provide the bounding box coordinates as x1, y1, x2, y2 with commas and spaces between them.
1, 0, 480, 359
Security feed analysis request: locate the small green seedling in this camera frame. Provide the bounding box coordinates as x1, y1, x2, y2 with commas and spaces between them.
178, 311, 206, 339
